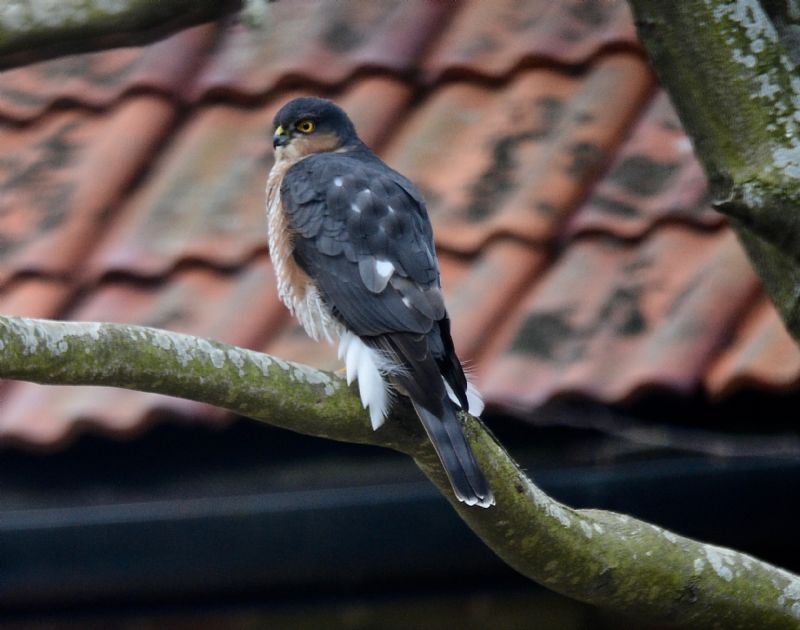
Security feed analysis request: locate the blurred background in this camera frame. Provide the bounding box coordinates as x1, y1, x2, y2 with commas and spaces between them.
0, 0, 798, 627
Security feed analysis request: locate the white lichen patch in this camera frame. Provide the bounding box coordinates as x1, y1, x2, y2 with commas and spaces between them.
7, 318, 39, 355
290, 362, 339, 396
0, 0, 130, 30
226, 349, 246, 376
272, 356, 290, 372
694, 557, 706, 573
0, 319, 113, 358
84, 322, 102, 340
36, 320, 111, 356
545, 502, 572, 528
251, 353, 275, 377
43, 322, 75, 355
740, 180, 765, 208
754, 73, 781, 101
778, 577, 800, 619
171, 335, 200, 367
732, 48, 756, 69
709, 0, 800, 156
529, 483, 572, 528
149, 330, 221, 369
773, 145, 800, 179
196, 339, 225, 369
93, 0, 128, 13
1, 0, 86, 28
704, 544, 738, 582
648, 523, 680, 545
150, 330, 174, 352
711, 0, 778, 45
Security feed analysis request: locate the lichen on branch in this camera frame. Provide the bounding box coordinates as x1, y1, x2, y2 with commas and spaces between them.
0, 0, 241, 69
627, 0, 800, 343
1, 314, 798, 629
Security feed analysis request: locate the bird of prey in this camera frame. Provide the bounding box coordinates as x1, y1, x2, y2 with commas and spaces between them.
265, 97, 494, 508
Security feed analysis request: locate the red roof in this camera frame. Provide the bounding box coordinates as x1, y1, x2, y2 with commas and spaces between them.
1, 0, 798, 446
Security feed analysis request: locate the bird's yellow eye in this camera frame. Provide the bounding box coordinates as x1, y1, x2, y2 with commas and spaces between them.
297, 119, 315, 134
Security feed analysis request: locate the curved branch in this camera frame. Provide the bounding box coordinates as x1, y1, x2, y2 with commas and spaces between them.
0, 0, 242, 70
1, 315, 798, 628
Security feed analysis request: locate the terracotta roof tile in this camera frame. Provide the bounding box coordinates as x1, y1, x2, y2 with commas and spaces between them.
192, 0, 452, 100
86, 101, 278, 278
1, 1, 798, 445
567, 91, 720, 239
481, 227, 760, 413
0, 261, 285, 445
0, 97, 175, 286
706, 295, 800, 398
425, 0, 639, 81
0, 25, 214, 121
333, 77, 414, 151
445, 239, 547, 362
0, 278, 72, 318
385, 55, 653, 253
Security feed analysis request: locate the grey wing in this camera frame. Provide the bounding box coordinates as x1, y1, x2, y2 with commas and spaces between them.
281, 153, 445, 337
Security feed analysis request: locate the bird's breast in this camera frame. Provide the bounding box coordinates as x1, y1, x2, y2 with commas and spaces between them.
266, 158, 340, 343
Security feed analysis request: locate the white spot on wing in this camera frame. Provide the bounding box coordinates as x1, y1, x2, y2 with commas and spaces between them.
333, 177, 343, 187
375, 259, 394, 278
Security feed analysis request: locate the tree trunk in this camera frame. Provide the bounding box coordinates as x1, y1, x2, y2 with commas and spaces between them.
627, 0, 800, 343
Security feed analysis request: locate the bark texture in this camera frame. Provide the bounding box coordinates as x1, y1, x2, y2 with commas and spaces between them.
0, 0, 241, 69
628, 0, 800, 342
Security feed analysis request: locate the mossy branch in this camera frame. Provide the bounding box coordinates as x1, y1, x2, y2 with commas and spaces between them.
1, 315, 798, 628
627, 0, 800, 342
0, 0, 242, 70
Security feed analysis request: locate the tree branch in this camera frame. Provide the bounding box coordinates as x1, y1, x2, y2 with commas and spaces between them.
627, 0, 800, 342
1, 315, 798, 628
0, 0, 242, 70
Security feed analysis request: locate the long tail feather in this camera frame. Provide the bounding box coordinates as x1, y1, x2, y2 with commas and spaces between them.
412, 399, 494, 508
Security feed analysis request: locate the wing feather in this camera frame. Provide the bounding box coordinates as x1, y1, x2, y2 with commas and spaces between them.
281, 152, 473, 414
282, 153, 442, 337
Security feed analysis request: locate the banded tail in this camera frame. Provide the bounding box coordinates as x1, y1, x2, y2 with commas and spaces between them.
412, 398, 494, 508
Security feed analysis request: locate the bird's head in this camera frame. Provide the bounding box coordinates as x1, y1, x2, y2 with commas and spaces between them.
271, 97, 360, 161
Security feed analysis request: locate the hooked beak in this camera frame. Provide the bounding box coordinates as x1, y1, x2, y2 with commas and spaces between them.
273, 125, 289, 148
